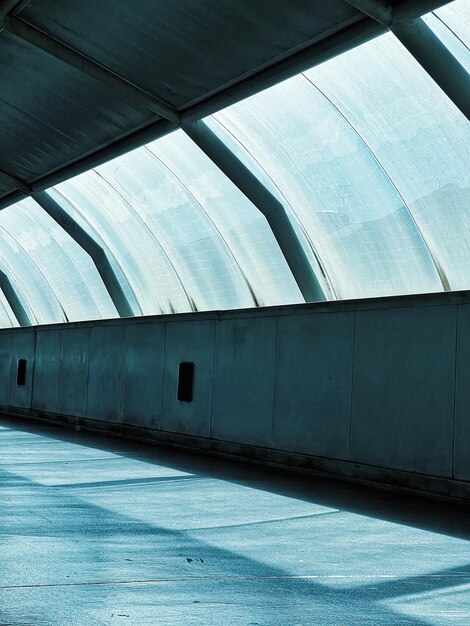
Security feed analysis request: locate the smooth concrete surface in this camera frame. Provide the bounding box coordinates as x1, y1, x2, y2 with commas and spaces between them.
273, 311, 354, 460
122, 323, 165, 429
351, 305, 457, 477
1, 415, 470, 626
33, 330, 61, 413
455, 304, 470, 481
57, 327, 90, 418
0, 330, 12, 406
212, 316, 276, 447
0, 291, 470, 498
87, 326, 125, 424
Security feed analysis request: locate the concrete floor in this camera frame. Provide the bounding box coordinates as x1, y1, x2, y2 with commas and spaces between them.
1, 417, 470, 626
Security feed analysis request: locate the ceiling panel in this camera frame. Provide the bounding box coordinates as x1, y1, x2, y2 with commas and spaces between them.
0, 31, 159, 182
0, 0, 439, 205
18, 0, 363, 109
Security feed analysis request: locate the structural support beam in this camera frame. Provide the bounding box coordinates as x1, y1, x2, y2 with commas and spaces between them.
0, 0, 28, 19
343, 0, 451, 25
0, 169, 30, 195
0, 270, 31, 326
0, 190, 25, 211
181, 19, 384, 125
0, 0, 458, 219
392, 19, 470, 120
183, 121, 326, 303
32, 191, 135, 318
344, 0, 470, 120
34, 120, 177, 194
1, 14, 179, 123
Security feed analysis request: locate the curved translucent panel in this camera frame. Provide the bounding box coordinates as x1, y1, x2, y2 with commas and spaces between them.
2, 199, 117, 322
0, 289, 18, 328
56, 170, 193, 315
423, 9, 470, 73
0, 227, 62, 325
435, 0, 470, 49
306, 32, 470, 291
201, 118, 333, 298
145, 130, 303, 306
212, 74, 442, 299
46, 187, 140, 314
97, 141, 256, 311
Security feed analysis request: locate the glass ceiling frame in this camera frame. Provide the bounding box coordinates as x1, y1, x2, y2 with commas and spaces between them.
0, 0, 467, 326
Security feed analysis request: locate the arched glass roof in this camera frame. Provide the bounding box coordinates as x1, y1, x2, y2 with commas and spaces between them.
209, 30, 469, 298
306, 31, 470, 292
53, 131, 302, 318
0, 1, 468, 326
0, 197, 116, 324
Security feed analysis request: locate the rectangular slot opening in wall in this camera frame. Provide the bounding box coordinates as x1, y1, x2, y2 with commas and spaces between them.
17, 359, 27, 386
177, 362, 194, 402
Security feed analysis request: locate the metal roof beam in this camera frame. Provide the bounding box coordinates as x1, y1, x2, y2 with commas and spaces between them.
344, 1, 469, 120
393, 18, 470, 120
0, 190, 26, 210
181, 18, 384, 123
0, 117, 177, 209
32, 191, 135, 318
343, 1, 452, 25
0, 1, 447, 212
0, 0, 22, 19
0, 19, 385, 212
1, 13, 180, 123
0, 270, 32, 326
183, 120, 326, 303
0, 174, 136, 319
0, 169, 30, 194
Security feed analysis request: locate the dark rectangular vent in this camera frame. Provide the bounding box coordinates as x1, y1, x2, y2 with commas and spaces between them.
177, 362, 194, 402
17, 359, 27, 386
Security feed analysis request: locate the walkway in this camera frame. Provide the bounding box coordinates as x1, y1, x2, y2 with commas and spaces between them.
1, 415, 469, 625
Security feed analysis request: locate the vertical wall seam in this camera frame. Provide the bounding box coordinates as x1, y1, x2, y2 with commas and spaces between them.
452, 304, 459, 479
209, 318, 218, 441
83, 328, 92, 420
30, 329, 38, 412
7, 336, 12, 408
160, 321, 167, 431
119, 325, 128, 427
57, 330, 64, 415
206, 319, 216, 440
53, 332, 60, 414
271, 315, 279, 449
348, 309, 357, 463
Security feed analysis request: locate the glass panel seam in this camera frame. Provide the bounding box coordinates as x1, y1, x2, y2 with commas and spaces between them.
0, 225, 68, 321
52, 189, 144, 316
209, 117, 337, 299
302, 73, 449, 292
143, 145, 257, 306
93, 170, 195, 312
31, 217, 104, 318
432, 11, 470, 53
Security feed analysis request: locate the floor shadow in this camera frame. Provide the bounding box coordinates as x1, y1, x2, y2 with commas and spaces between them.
1, 412, 469, 543
1, 465, 465, 626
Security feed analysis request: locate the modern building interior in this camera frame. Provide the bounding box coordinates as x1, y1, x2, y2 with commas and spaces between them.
0, 0, 469, 623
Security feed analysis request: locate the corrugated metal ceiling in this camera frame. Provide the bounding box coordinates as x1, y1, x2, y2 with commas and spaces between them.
0, 0, 442, 207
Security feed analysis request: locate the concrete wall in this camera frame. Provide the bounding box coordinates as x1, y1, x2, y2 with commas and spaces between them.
1, 291, 469, 498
